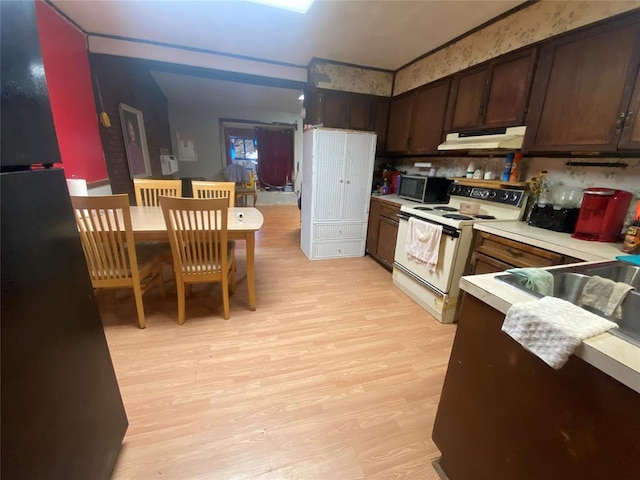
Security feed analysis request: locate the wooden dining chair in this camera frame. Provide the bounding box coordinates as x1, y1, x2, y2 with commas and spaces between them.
134, 178, 182, 206
71, 194, 166, 329
191, 181, 235, 206
159, 196, 236, 324
191, 181, 238, 269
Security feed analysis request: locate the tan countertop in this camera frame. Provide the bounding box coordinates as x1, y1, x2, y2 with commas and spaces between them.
474, 221, 625, 261
459, 267, 640, 394
370, 193, 421, 208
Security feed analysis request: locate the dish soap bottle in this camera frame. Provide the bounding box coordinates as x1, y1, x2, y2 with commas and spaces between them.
466, 161, 475, 179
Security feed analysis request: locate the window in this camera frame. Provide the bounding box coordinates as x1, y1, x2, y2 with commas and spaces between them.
230, 137, 258, 161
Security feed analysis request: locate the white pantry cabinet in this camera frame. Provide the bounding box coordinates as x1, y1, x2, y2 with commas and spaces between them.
301, 128, 376, 260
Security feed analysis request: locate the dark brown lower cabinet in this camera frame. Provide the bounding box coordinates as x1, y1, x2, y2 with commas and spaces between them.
433, 293, 640, 480
366, 197, 400, 270
467, 232, 582, 275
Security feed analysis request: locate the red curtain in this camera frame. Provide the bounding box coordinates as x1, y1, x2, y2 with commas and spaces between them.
255, 128, 293, 188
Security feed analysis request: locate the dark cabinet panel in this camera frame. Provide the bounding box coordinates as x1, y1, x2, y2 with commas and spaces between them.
349, 94, 372, 131
483, 48, 537, 128
447, 48, 537, 132
619, 65, 640, 150
525, 15, 640, 152
448, 67, 488, 131
386, 93, 415, 153
366, 197, 382, 255
373, 99, 390, 153
411, 79, 451, 153
366, 197, 400, 271
303, 88, 388, 152
376, 216, 399, 269
433, 293, 640, 480
322, 91, 349, 129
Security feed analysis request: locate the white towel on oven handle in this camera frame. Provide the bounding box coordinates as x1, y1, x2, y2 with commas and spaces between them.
405, 217, 442, 272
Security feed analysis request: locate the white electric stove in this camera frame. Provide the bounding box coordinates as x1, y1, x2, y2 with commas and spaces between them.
393, 184, 528, 323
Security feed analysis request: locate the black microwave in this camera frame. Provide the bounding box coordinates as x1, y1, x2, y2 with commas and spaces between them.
398, 175, 453, 203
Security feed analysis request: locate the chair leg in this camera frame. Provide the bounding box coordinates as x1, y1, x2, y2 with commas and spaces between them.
156, 265, 166, 299
185, 284, 192, 298
109, 289, 118, 303
132, 284, 146, 329
229, 265, 236, 295
221, 275, 230, 320
176, 279, 186, 325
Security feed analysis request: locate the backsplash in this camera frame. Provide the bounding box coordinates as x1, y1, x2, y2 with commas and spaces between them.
391, 156, 640, 224
394, 1, 640, 95
309, 60, 393, 96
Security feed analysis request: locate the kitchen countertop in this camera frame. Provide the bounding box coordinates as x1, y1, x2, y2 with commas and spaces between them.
474, 221, 625, 261
459, 266, 640, 394
370, 193, 421, 207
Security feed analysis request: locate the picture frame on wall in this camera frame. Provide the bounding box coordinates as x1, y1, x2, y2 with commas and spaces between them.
176, 131, 197, 162
119, 103, 151, 178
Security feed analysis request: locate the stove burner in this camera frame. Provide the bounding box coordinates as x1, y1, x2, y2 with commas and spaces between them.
443, 213, 474, 220
474, 214, 497, 219
434, 206, 458, 212
414, 206, 433, 211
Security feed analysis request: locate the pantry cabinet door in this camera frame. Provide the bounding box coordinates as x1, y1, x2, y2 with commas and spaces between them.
341, 133, 376, 222
312, 130, 345, 222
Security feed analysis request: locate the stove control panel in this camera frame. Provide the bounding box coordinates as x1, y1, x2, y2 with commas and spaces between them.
449, 184, 526, 207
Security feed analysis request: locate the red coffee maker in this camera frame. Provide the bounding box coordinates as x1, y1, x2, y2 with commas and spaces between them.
572, 188, 633, 242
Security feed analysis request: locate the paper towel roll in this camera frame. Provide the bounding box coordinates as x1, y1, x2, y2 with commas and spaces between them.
67, 178, 88, 196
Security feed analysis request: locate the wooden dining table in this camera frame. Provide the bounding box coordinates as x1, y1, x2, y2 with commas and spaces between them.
129, 206, 264, 310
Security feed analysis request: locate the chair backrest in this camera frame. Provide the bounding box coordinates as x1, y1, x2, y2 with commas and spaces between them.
191, 181, 235, 207
70, 194, 139, 287
134, 178, 182, 206
159, 196, 229, 279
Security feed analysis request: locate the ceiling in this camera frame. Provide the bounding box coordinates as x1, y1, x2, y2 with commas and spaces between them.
151, 71, 304, 113
52, 0, 525, 115
51, 0, 525, 71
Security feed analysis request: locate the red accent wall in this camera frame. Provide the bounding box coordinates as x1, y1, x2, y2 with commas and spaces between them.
35, 1, 108, 183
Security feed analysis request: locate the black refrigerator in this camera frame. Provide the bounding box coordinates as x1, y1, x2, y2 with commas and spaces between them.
1, 2, 128, 479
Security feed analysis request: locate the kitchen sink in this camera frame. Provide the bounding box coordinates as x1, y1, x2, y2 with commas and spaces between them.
496, 261, 640, 347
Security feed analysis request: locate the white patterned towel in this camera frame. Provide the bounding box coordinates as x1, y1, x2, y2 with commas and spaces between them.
501, 297, 617, 369
405, 217, 442, 272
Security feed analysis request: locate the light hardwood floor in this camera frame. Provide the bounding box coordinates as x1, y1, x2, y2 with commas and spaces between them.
100, 205, 456, 480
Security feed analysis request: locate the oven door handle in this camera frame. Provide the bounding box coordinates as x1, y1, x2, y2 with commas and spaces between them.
396, 212, 460, 238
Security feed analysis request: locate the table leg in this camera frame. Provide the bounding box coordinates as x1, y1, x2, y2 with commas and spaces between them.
246, 232, 256, 310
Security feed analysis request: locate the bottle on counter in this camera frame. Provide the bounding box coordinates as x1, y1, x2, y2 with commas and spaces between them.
466, 161, 475, 179
502, 153, 515, 181
509, 151, 523, 182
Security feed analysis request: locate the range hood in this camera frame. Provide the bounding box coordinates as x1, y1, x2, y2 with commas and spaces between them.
438, 126, 526, 151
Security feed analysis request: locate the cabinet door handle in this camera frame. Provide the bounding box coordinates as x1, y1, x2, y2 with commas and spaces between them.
625, 110, 634, 125
506, 247, 524, 257
339, 179, 344, 183
346, 180, 350, 184
615, 112, 626, 131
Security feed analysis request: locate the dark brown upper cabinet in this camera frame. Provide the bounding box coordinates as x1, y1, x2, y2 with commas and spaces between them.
386, 78, 451, 154
525, 13, 640, 153
386, 92, 415, 153
303, 88, 388, 152
373, 99, 390, 153
411, 79, 451, 153
619, 71, 640, 150
446, 47, 537, 132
